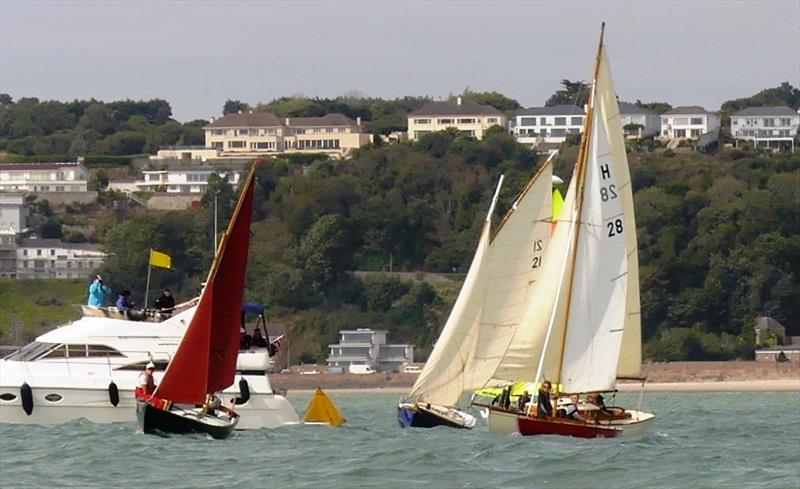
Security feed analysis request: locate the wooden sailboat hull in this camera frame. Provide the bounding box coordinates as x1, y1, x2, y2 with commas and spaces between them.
397, 402, 476, 429
137, 401, 239, 439
486, 406, 655, 438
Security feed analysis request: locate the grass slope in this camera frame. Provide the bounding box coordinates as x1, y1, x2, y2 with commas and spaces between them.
0, 279, 86, 345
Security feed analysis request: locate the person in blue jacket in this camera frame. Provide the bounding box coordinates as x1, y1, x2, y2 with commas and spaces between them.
87, 275, 112, 307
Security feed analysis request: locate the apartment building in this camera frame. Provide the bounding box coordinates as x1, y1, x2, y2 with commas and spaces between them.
0, 192, 27, 278
16, 238, 106, 280
0, 162, 89, 193
327, 328, 414, 373
136, 166, 243, 194
730, 106, 799, 152
408, 97, 507, 141
510, 105, 585, 145
660, 106, 720, 140
203, 112, 372, 158
618, 102, 661, 138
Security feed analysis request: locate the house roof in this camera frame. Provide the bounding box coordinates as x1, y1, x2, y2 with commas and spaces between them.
0, 162, 84, 171
410, 100, 504, 117
287, 114, 357, 127
18, 238, 105, 252
205, 112, 358, 128
755, 316, 786, 334
205, 112, 283, 128
663, 106, 712, 116
516, 105, 584, 116
731, 106, 798, 117
618, 102, 657, 115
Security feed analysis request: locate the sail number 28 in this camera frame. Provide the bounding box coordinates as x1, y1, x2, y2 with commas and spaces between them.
607, 219, 623, 237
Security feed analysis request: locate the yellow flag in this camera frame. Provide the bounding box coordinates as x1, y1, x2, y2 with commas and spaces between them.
149, 249, 172, 269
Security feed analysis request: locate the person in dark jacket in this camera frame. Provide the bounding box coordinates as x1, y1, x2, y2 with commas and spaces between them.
537, 380, 553, 419
154, 288, 176, 317
252, 328, 268, 348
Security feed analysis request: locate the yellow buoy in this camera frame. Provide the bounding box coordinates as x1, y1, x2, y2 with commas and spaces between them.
303, 387, 346, 427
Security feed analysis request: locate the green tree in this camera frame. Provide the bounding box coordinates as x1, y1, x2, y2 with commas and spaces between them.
222, 99, 251, 115
545, 79, 589, 107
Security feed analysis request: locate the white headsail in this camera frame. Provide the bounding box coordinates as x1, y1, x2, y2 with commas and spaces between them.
467, 158, 558, 387
406, 180, 500, 405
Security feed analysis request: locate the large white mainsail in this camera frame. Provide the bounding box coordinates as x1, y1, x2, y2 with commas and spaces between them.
464, 159, 555, 389
533, 30, 639, 394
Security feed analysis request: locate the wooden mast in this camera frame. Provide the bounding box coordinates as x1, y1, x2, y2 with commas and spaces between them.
553, 23, 606, 390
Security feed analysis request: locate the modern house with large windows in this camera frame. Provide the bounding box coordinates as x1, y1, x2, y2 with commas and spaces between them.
618, 102, 661, 138
15, 238, 106, 280
730, 106, 799, 152
660, 106, 720, 141
326, 328, 414, 373
0, 162, 89, 193
407, 97, 507, 141
135, 166, 243, 194
509, 105, 585, 145
200, 112, 372, 159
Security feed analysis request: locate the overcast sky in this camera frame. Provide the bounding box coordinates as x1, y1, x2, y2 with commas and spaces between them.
1, 0, 798, 122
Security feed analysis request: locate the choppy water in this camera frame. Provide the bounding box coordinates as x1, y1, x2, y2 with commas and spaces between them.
1, 392, 799, 489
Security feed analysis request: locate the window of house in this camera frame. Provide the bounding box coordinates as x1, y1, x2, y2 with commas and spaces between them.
520, 117, 537, 126
212, 129, 223, 135
236, 129, 249, 136
674, 129, 686, 138
571, 117, 583, 126
690, 117, 703, 125
438, 118, 454, 124
690, 129, 701, 137
550, 129, 566, 137
554, 117, 566, 125
540, 117, 547, 125
673, 117, 689, 125
487, 118, 498, 123
37, 250, 42, 256
414, 119, 431, 124
227, 141, 246, 148
211, 142, 223, 149
458, 118, 476, 124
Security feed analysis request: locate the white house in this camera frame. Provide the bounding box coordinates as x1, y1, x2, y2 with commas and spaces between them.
618, 102, 661, 138
135, 166, 243, 194
0, 192, 28, 236
510, 105, 585, 145
660, 106, 720, 140
16, 238, 106, 280
327, 328, 414, 373
408, 97, 507, 141
0, 162, 89, 193
730, 106, 799, 152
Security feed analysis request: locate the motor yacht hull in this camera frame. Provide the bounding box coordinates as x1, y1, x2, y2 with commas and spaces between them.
486, 406, 655, 438
0, 369, 298, 429
397, 402, 476, 429
136, 401, 238, 439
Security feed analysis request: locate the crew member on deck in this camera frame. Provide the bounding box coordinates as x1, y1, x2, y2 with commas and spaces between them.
154, 288, 176, 317
87, 275, 112, 307
252, 328, 268, 348
537, 381, 553, 419
116, 290, 143, 320
561, 394, 583, 421
240, 327, 253, 350
136, 362, 157, 399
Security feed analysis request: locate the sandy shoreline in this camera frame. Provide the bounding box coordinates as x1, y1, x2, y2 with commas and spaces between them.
285, 379, 800, 396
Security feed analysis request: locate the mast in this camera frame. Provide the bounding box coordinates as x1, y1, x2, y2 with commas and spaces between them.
553, 23, 606, 388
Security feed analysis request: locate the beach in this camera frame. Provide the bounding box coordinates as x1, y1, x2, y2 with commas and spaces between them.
275, 361, 800, 394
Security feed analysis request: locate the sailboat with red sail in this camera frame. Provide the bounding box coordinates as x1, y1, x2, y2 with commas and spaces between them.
136, 162, 258, 439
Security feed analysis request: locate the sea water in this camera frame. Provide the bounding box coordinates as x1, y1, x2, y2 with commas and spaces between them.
1, 392, 798, 489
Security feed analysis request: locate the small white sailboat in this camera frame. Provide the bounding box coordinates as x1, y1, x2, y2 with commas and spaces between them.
398, 154, 557, 429
479, 24, 655, 438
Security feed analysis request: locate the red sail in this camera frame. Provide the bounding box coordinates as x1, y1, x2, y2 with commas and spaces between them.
155, 166, 256, 404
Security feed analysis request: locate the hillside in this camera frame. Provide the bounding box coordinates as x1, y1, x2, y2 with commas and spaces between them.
0, 279, 85, 343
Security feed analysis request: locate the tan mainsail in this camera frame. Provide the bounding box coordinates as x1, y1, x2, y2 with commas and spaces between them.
465, 159, 554, 390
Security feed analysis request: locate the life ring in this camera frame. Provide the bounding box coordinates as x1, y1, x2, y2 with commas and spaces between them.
108, 381, 120, 407
20, 383, 33, 415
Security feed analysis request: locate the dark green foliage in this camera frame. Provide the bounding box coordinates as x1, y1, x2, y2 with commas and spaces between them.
223, 99, 251, 115
545, 79, 589, 107
634, 100, 673, 114
0, 97, 196, 156
39, 217, 62, 239
721, 82, 800, 113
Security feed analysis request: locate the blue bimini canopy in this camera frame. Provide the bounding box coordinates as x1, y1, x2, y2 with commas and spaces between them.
242, 302, 264, 315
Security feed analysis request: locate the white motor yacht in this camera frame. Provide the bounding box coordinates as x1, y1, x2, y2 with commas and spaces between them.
0, 306, 299, 429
